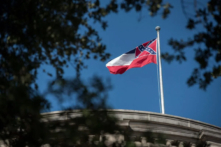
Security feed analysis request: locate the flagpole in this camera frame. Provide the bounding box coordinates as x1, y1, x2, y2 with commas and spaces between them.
155, 26, 165, 114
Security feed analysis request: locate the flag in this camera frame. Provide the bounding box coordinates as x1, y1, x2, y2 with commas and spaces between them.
106, 39, 157, 74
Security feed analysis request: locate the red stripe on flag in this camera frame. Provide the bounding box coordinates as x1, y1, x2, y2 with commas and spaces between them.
106, 65, 129, 74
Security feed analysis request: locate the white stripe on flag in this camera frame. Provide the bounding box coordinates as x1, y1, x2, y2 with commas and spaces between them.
106, 54, 135, 66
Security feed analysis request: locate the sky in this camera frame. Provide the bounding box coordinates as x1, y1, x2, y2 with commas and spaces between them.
37, 0, 221, 127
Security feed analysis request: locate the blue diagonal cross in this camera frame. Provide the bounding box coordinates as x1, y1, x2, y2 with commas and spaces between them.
145, 47, 156, 55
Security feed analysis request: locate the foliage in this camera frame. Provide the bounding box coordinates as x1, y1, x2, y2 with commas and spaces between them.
0, 0, 217, 145
0, 0, 172, 91
162, 0, 221, 89
43, 77, 122, 147
0, 0, 172, 146
0, 76, 166, 146
0, 85, 50, 147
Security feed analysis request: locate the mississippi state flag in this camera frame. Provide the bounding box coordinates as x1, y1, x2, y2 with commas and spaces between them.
106, 39, 157, 74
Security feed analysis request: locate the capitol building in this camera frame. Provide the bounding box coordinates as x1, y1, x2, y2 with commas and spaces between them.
42, 109, 221, 147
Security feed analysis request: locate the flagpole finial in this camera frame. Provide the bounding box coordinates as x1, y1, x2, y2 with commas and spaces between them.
155, 26, 161, 31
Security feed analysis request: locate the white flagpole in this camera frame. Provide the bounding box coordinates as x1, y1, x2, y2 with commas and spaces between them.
155, 26, 165, 114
